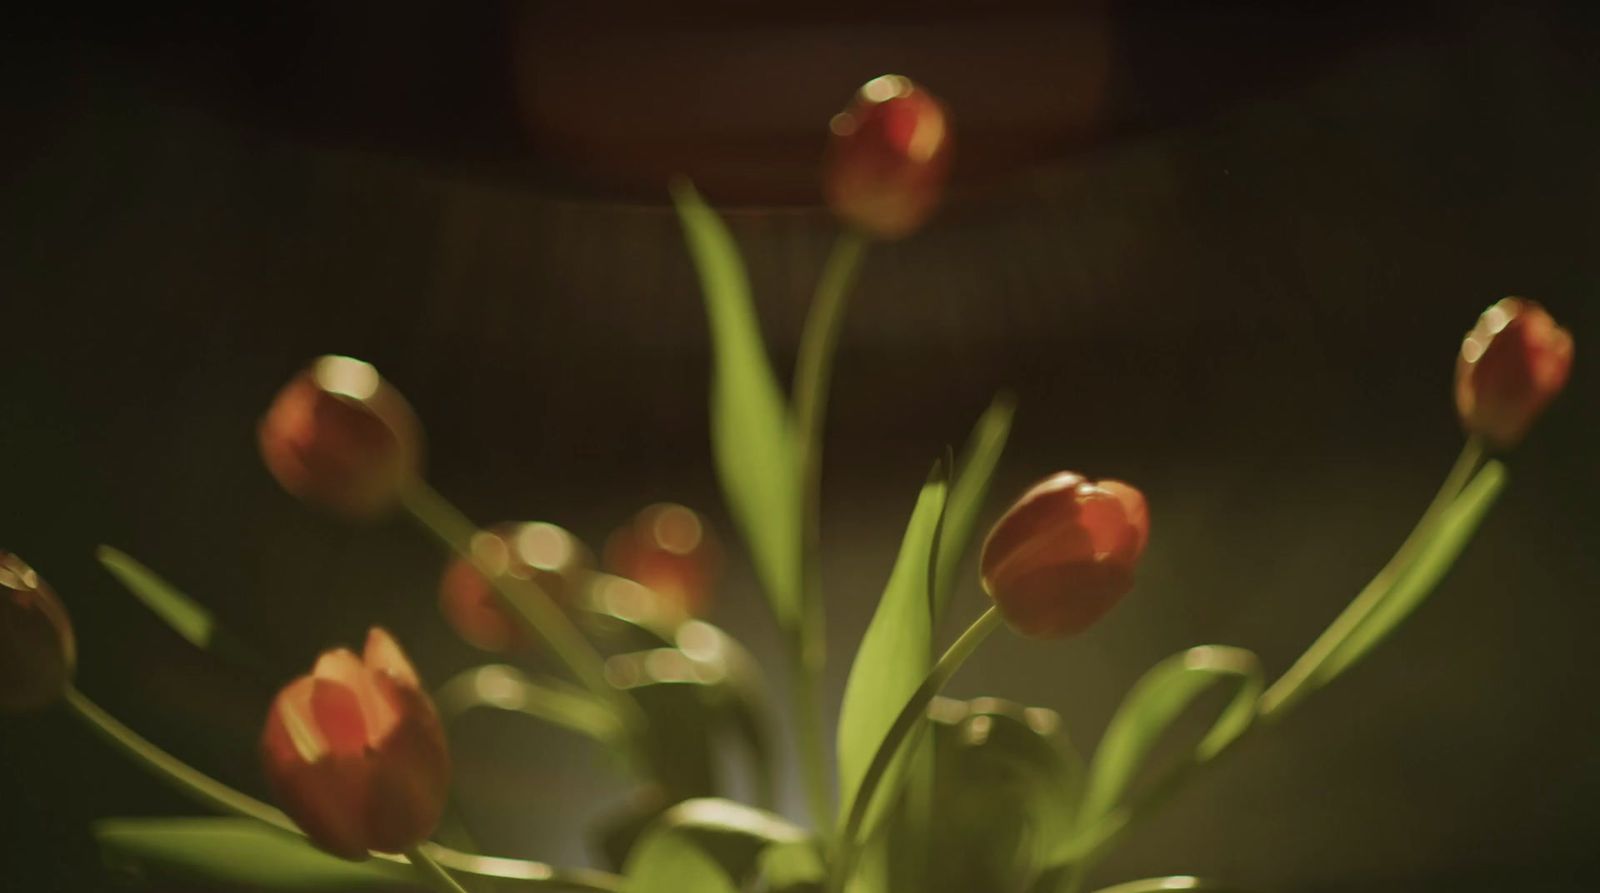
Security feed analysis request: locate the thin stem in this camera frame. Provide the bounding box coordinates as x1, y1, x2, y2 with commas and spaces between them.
63, 687, 626, 890
830, 606, 1002, 892
63, 686, 295, 831
407, 846, 471, 893
1257, 436, 1486, 718
791, 229, 870, 835
399, 481, 647, 758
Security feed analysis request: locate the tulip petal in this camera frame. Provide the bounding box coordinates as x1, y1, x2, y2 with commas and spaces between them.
363, 627, 421, 691
362, 674, 450, 853
261, 677, 372, 860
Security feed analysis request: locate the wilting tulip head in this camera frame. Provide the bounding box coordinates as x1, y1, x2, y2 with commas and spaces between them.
980, 473, 1149, 639
439, 522, 594, 653
1455, 298, 1573, 450
0, 553, 75, 712
261, 628, 449, 859
259, 356, 423, 519
824, 74, 952, 240
603, 503, 721, 616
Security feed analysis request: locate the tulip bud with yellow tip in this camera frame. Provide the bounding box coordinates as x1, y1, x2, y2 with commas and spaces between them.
0, 553, 75, 712
1455, 298, 1573, 450
438, 522, 593, 653
824, 74, 952, 240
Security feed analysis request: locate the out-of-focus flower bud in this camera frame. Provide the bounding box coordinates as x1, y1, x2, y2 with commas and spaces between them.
261, 628, 449, 859
259, 356, 423, 519
603, 503, 721, 616
0, 553, 75, 712
824, 74, 952, 240
438, 522, 593, 653
979, 473, 1149, 639
1455, 298, 1573, 450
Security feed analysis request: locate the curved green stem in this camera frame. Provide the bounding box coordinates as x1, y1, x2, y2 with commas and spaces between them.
1258, 436, 1486, 718
63, 686, 626, 891
64, 686, 295, 830
790, 229, 870, 834
399, 481, 648, 763
830, 606, 1001, 892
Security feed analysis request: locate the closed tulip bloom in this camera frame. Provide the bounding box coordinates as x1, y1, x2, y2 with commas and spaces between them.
439, 522, 593, 652
603, 503, 721, 616
1456, 298, 1573, 450
0, 553, 75, 712
261, 628, 449, 859
259, 356, 423, 519
980, 473, 1149, 638
824, 74, 952, 239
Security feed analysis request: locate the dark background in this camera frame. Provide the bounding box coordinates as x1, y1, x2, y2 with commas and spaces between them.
2, 3, 1596, 891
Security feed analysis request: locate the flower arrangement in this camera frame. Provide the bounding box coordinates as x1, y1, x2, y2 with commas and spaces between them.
0, 75, 1575, 893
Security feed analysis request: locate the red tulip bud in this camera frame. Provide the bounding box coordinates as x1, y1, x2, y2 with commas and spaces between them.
1455, 298, 1573, 450
824, 74, 952, 240
603, 503, 721, 616
259, 356, 423, 519
261, 628, 449, 859
980, 473, 1149, 638
439, 522, 593, 653
0, 553, 75, 712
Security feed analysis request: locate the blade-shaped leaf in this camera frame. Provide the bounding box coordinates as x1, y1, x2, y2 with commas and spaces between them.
671, 181, 801, 630
1317, 460, 1507, 684
933, 392, 1016, 620
836, 467, 949, 832
97, 546, 268, 674
95, 818, 422, 891
1067, 645, 1263, 861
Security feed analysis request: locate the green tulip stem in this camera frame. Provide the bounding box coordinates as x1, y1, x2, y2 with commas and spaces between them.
831, 605, 1002, 892
791, 228, 871, 835
62, 686, 627, 890
1258, 436, 1487, 718
398, 481, 649, 761
407, 846, 471, 893
63, 685, 296, 830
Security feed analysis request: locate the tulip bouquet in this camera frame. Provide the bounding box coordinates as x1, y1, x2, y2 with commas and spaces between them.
0, 75, 1576, 893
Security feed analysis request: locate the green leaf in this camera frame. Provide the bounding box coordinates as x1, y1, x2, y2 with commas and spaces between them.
759, 840, 826, 892
836, 466, 949, 833
671, 181, 801, 630
1090, 877, 1252, 893
1317, 461, 1507, 684
1068, 645, 1263, 860
925, 697, 1082, 893
933, 392, 1016, 620
624, 829, 739, 893
434, 664, 620, 742
624, 798, 810, 893
95, 818, 422, 890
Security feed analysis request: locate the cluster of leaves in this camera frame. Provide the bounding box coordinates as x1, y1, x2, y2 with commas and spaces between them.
77, 183, 1508, 893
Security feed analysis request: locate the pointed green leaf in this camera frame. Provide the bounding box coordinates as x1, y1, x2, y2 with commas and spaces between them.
933, 392, 1016, 620
836, 467, 949, 832
671, 181, 801, 630
1067, 645, 1263, 862
1090, 877, 1252, 893
95, 818, 423, 890
1317, 461, 1507, 683
97, 546, 215, 651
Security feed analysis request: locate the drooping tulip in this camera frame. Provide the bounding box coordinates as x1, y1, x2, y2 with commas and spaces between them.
0, 553, 75, 712
439, 522, 593, 653
259, 356, 423, 519
603, 503, 721, 616
1455, 298, 1573, 450
261, 627, 449, 859
823, 74, 952, 240
980, 473, 1149, 638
